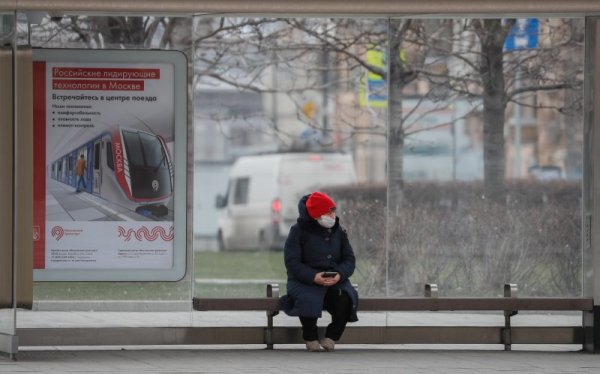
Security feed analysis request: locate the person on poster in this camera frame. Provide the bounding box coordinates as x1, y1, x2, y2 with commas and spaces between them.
279, 191, 359, 352
75, 153, 87, 193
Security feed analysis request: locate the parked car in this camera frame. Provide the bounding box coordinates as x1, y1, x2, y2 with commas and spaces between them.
528, 165, 563, 180
215, 152, 356, 250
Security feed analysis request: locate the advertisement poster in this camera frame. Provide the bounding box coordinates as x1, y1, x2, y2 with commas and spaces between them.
32, 49, 187, 281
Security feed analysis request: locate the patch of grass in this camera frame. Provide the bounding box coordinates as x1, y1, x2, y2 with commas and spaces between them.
33, 250, 371, 300
194, 283, 288, 298
194, 250, 286, 279
193, 250, 287, 297
33, 250, 287, 300
34, 281, 192, 301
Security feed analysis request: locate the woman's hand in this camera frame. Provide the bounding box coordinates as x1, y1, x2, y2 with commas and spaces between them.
313, 272, 341, 287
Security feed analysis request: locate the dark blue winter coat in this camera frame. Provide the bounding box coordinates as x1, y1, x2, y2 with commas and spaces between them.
280, 194, 358, 322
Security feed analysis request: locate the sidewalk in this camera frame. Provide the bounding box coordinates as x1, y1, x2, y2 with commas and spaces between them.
2, 346, 598, 374
1, 310, 593, 373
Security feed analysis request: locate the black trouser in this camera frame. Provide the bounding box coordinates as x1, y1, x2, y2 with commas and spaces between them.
299, 287, 352, 341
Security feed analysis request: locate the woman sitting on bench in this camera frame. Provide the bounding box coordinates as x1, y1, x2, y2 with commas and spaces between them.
280, 191, 359, 352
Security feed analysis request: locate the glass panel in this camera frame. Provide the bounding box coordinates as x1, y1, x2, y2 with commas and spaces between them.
192, 17, 387, 298
23, 14, 193, 323
388, 17, 583, 297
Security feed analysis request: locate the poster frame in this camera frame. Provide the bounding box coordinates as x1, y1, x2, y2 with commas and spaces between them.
32, 48, 187, 282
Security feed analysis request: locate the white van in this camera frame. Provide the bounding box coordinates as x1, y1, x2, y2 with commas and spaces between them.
215, 152, 357, 251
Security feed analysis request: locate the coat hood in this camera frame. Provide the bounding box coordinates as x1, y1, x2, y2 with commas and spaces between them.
297, 194, 312, 222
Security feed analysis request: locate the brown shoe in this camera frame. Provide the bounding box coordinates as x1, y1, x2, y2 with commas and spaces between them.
305, 340, 321, 352
320, 337, 335, 351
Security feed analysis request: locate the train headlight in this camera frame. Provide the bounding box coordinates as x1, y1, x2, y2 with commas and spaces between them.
152, 180, 159, 192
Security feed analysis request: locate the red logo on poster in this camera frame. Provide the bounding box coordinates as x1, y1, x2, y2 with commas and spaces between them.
51, 226, 64, 241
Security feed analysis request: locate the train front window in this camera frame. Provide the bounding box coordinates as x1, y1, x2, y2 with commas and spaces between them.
122, 131, 145, 166
123, 130, 166, 169
121, 129, 172, 198
139, 132, 166, 169
123, 131, 166, 167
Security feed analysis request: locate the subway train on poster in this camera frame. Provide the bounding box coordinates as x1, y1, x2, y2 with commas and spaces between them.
49, 127, 173, 216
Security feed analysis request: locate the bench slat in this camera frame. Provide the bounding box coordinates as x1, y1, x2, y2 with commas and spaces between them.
194, 298, 278, 311
192, 297, 593, 311
360, 297, 593, 311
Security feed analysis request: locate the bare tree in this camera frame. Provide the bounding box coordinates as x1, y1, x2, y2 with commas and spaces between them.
29, 15, 583, 187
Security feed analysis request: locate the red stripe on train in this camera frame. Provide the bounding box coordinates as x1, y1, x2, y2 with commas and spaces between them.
111, 129, 133, 199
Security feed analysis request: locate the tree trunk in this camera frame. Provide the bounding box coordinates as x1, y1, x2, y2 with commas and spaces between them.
564, 19, 584, 179
386, 19, 411, 296
478, 20, 507, 199
387, 91, 404, 217
91, 17, 145, 47
387, 20, 409, 217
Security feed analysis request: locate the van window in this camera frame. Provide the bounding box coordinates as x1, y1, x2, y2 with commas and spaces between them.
233, 177, 249, 205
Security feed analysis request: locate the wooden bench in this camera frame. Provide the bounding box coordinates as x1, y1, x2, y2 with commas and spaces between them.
192, 283, 595, 351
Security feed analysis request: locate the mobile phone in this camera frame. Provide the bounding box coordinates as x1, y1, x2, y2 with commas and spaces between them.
322, 271, 338, 278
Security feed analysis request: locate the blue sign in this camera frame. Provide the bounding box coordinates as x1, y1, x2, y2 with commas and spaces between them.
504, 18, 539, 51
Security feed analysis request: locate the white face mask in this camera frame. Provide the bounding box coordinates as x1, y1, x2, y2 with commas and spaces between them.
317, 215, 336, 228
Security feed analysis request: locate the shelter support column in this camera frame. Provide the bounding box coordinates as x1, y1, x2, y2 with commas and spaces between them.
0, 43, 33, 358
0, 44, 16, 359
584, 16, 600, 354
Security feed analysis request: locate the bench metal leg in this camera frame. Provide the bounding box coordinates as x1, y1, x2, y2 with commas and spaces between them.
266, 284, 279, 350
583, 305, 599, 353
503, 284, 518, 351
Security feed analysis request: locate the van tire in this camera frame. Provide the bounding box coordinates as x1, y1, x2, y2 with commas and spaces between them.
258, 231, 268, 251
217, 231, 226, 251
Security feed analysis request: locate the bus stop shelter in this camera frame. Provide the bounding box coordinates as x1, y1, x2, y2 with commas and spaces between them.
1, 0, 600, 359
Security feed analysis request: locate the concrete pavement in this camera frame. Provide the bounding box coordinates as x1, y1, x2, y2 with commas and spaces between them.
0, 310, 594, 373
1, 346, 599, 374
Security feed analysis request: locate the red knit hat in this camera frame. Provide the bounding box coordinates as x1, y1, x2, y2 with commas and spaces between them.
306, 192, 336, 219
